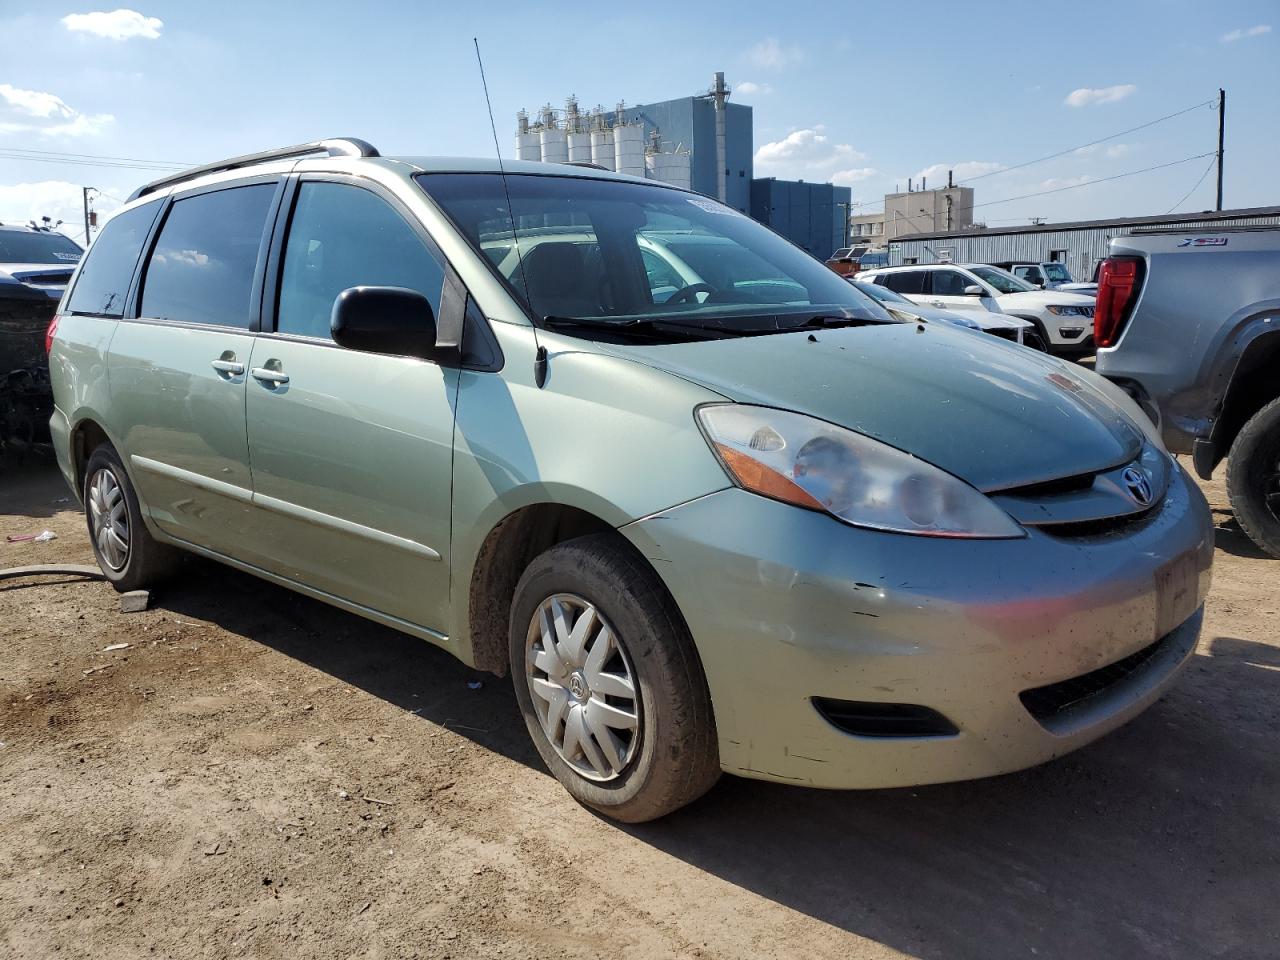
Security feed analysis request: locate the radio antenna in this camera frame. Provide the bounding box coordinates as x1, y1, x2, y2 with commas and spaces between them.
474, 37, 547, 388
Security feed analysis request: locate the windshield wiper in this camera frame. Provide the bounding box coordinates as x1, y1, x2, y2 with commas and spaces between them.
542, 315, 753, 339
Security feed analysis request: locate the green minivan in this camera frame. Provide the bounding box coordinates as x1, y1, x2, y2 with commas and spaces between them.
48, 139, 1213, 821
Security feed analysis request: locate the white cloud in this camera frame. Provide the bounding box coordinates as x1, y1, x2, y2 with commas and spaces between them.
0, 84, 112, 138
0, 180, 121, 238
754, 126, 867, 178
1064, 84, 1137, 107
1074, 142, 1134, 159
735, 81, 773, 96
744, 38, 803, 70
913, 161, 1003, 184
1039, 175, 1093, 190
61, 9, 163, 40
832, 168, 877, 186
1220, 24, 1271, 42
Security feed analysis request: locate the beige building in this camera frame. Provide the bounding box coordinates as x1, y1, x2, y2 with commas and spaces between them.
850, 185, 976, 246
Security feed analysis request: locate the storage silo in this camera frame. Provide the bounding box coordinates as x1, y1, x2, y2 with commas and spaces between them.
646, 151, 692, 191
568, 131, 592, 163
613, 123, 645, 179
539, 104, 568, 164
515, 110, 541, 161
589, 106, 615, 170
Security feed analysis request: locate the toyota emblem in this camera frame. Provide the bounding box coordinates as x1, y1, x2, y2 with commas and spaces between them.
1122, 466, 1153, 506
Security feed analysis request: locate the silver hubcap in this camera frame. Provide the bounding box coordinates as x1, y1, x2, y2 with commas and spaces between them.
525, 594, 640, 782
88, 467, 129, 571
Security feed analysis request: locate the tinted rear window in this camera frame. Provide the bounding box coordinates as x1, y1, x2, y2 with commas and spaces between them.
0, 230, 82, 264
64, 203, 161, 317
140, 184, 275, 327
882, 270, 926, 295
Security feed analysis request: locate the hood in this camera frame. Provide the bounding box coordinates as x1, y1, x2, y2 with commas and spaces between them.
610, 323, 1142, 492
996, 290, 1096, 308
895, 303, 1030, 332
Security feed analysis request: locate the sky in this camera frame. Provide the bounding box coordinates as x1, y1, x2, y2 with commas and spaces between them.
0, 0, 1276, 244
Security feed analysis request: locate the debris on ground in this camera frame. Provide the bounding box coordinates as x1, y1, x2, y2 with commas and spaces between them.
102, 643, 130, 652
119, 590, 149, 614
6, 530, 56, 543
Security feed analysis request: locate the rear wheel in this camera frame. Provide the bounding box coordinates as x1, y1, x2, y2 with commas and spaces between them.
509, 534, 720, 822
83, 444, 180, 591
1226, 396, 1280, 558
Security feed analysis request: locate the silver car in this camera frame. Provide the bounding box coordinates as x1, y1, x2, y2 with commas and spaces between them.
850, 278, 1044, 350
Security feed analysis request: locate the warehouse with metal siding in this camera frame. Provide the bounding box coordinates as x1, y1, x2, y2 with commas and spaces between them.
888, 206, 1280, 282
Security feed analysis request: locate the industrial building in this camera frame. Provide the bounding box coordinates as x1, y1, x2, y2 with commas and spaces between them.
850, 176, 976, 245
888, 205, 1280, 284
514, 73, 848, 256
750, 178, 851, 260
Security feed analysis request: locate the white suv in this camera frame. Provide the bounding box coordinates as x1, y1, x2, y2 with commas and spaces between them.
858, 263, 1097, 356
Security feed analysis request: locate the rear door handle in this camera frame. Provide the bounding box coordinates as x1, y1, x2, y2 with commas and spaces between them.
210, 359, 245, 376
251, 366, 290, 386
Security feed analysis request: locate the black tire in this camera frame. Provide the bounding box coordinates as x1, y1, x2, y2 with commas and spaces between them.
509, 533, 720, 822
1226, 397, 1280, 558
83, 443, 180, 592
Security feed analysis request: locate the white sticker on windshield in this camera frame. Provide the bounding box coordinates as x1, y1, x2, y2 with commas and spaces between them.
53, 252, 81, 260
686, 197, 736, 216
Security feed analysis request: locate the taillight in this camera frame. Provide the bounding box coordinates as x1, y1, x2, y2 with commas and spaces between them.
1094, 257, 1142, 348
45, 314, 60, 355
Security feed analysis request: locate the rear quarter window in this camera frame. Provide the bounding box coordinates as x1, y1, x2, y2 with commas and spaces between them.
64, 201, 162, 318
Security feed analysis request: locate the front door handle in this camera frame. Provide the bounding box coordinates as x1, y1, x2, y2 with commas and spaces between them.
251, 366, 290, 386
210, 358, 245, 376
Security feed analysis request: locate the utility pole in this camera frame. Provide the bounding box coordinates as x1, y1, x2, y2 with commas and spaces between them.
82, 186, 92, 246
1215, 88, 1226, 211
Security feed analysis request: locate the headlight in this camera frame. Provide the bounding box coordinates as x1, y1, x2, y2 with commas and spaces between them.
1045, 305, 1087, 316
697, 405, 1025, 539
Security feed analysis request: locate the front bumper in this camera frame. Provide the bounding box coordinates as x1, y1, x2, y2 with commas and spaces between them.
621, 464, 1213, 789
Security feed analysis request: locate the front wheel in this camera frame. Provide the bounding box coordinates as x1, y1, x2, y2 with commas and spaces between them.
509, 534, 720, 822
1226, 396, 1280, 558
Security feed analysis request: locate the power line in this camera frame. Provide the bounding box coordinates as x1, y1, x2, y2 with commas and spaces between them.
847, 95, 1218, 213
1167, 156, 1218, 214
957, 97, 1217, 186
0, 152, 185, 172
0, 145, 193, 166
971, 152, 1216, 211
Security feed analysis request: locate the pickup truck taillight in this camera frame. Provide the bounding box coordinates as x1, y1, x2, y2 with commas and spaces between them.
45, 314, 60, 354
1094, 257, 1143, 348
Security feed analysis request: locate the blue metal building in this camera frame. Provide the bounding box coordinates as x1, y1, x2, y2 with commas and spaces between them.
620, 97, 754, 215
749, 178, 852, 259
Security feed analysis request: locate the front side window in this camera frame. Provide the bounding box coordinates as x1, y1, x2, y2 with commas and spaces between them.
930, 270, 973, 296
276, 182, 446, 341
64, 202, 160, 317
140, 184, 276, 327
418, 173, 893, 334
1043, 262, 1072, 282
969, 265, 1034, 294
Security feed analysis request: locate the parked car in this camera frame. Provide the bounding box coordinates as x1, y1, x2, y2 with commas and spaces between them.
850, 279, 1045, 350
1095, 227, 1280, 556
49, 139, 1213, 821
992, 260, 1097, 294
858, 263, 1098, 356
1, 224, 81, 455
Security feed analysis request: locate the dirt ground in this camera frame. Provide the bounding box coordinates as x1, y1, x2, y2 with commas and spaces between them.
1, 457, 1277, 960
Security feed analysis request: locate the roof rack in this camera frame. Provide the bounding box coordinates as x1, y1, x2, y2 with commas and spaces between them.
126, 137, 380, 202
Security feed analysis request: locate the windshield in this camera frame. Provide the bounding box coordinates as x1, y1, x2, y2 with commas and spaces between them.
417, 173, 895, 333
969, 265, 1034, 294
0, 230, 82, 264
852, 280, 908, 304
1043, 263, 1072, 282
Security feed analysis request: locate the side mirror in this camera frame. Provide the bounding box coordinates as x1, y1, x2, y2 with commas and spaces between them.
963, 284, 986, 297
330, 286, 449, 361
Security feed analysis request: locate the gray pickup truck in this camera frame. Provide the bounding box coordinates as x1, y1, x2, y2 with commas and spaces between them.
1096, 226, 1280, 556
